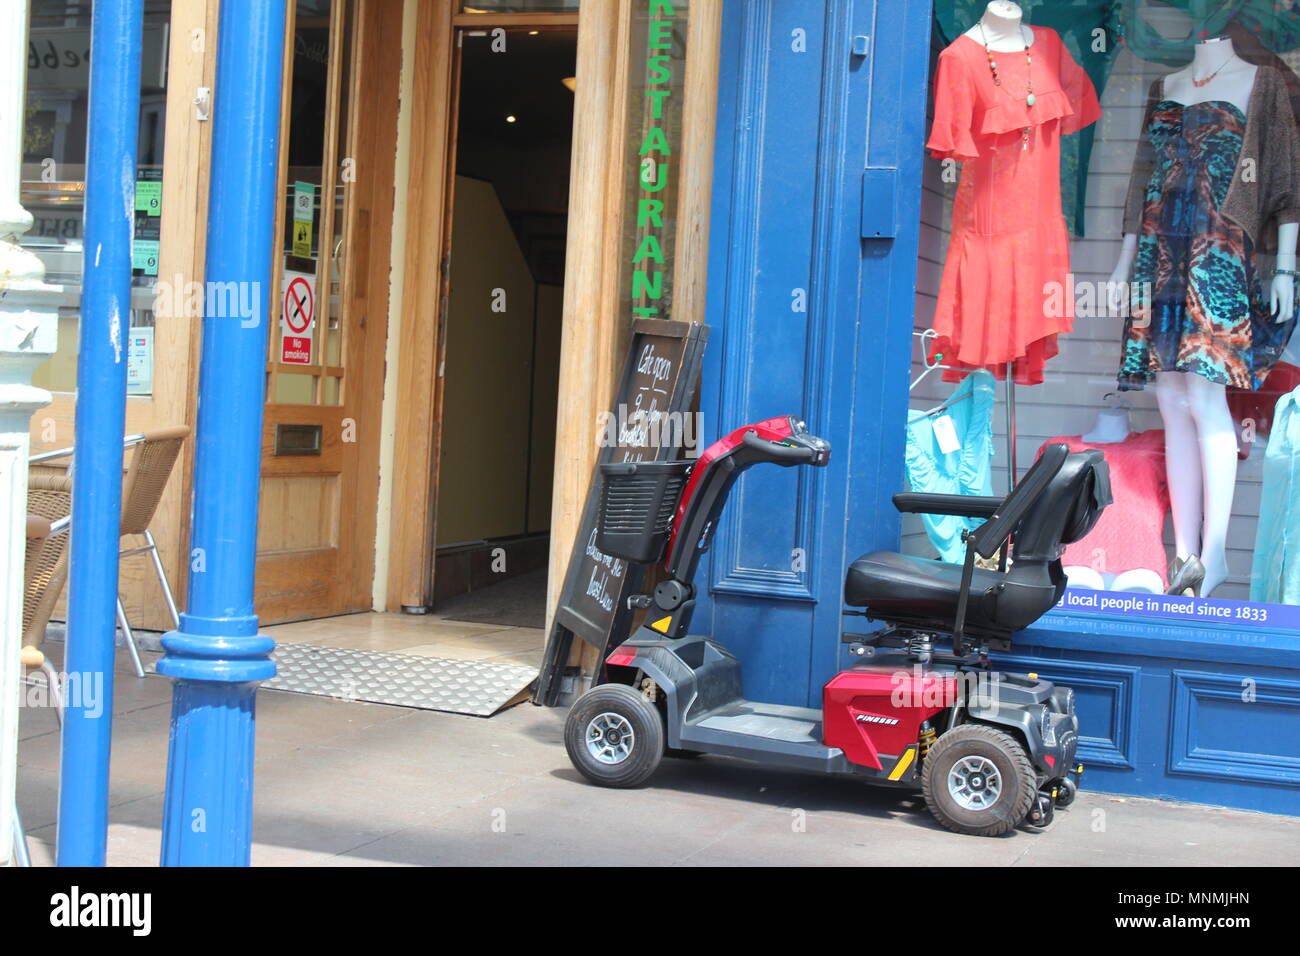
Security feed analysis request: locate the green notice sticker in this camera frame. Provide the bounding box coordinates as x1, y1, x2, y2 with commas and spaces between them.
132, 239, 160, 276
134, 180, 162, 215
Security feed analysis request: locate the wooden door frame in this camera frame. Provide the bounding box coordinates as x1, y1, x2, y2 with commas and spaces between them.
385, 0, 456, 611
385, 1, 722, 614
386, 3, 598, 612
341, 0, 404, 610
253, 0, 402, 623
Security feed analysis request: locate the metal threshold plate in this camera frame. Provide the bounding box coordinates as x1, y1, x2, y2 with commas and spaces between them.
262, 643, 539, 717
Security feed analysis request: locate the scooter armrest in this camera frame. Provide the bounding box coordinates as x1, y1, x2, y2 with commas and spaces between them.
892, 493, 1002, 518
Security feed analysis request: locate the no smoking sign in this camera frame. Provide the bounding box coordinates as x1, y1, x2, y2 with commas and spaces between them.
281, 270, 315, 365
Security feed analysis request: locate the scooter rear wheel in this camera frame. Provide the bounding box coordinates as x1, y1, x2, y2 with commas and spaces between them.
921, 723, 1036, 837
565, 683, 665, 788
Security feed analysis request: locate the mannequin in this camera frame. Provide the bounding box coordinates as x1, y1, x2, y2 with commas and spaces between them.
962, 1, 1031, 51
928, 2, 1100, 385
1107, 35, 1300, 598
1081, 401, 1131, 444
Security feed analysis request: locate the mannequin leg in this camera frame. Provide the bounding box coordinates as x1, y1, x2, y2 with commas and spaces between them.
1155, 371, 1203, 560
1184, 372, 1238, 596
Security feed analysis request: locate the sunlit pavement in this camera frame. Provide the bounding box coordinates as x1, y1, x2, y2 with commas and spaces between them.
16, 643, 1299, 867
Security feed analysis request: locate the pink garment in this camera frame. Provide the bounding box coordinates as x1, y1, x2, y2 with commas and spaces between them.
1038, 430, 1169, 584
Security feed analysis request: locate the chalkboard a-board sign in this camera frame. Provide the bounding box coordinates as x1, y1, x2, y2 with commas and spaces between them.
534, 319, 708, 705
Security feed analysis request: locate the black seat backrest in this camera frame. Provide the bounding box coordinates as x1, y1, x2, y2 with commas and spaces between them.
1060, 450, 1112, 546
1008, 448, 1110, 569
963, 443, 1110, 599
966, 444, 1068, 561
966, 445, 1109, 564
1005, 448, 1109, 617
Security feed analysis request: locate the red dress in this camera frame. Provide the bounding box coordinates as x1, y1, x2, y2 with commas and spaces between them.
926, 27, 1101, 386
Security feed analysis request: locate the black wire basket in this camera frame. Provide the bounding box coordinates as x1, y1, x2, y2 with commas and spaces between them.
596, 459, 694, 563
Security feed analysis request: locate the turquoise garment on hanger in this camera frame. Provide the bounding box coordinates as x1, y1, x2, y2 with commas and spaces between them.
1251, 386, 1300, 603
904, 371, 997, 564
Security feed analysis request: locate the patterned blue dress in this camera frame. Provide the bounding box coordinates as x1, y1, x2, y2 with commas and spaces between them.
1118, 99, 1294, 392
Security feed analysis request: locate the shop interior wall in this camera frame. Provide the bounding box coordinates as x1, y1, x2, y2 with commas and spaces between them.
437, 174, 548, 546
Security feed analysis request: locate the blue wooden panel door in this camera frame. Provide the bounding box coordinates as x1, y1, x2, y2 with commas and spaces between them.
697, 0, 934, 707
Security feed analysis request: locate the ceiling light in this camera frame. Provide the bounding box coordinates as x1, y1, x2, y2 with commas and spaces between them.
505, 115, 517, 123
561, 76, 576, 92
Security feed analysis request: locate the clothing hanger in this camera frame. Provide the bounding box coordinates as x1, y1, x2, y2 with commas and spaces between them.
908, 389, 974, 423
909, 329, 961, 392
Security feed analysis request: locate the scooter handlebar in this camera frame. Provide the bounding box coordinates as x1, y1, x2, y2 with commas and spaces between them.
742, 428, 827, 465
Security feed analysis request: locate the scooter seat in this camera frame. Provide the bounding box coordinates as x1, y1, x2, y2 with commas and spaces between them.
844, 448, 1111, 642
844, 550, 1053, 636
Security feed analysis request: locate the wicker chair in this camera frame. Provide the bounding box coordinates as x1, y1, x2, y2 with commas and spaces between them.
23, 474, 74, 694
22, 514, 60, 712
115, 425, 189, 670
25, 426, 190, 679
14, 514, 55, 868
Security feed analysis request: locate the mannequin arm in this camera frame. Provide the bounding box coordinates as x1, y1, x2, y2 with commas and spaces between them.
1271, 222, 1298, 323
1107, 233, 1139, 314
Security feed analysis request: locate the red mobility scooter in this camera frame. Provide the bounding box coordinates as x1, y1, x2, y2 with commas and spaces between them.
564, 415, 1111, 836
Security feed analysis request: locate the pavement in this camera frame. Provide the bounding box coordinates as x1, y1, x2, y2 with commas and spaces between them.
15, 644, 1300, 867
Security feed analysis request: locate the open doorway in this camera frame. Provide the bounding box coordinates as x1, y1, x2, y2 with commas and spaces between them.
429, 26, 577, 643
257, 12, 577, 716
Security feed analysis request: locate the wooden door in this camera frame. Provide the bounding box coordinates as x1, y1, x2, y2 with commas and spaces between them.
255, 0, 399, 624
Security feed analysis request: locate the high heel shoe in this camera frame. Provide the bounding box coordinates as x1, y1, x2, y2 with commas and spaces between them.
1165, 555, 1206, 597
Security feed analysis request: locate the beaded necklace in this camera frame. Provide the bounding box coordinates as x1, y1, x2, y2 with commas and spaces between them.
1191, 45, 1235, 88
979, 22, 1035, 150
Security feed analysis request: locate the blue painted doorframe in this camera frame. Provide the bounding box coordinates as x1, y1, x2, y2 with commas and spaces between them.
697, 0, 933, 708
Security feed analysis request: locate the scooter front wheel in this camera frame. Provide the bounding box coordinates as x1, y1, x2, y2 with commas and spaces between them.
565, 683, 665, 788
921, 723, 1036, 837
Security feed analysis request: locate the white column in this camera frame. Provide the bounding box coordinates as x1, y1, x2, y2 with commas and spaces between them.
0, 0, 60, 867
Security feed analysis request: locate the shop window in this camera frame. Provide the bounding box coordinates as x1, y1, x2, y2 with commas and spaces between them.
909, 1, 1300, 630
22, 0, 172, 396
262, 0, 356, 408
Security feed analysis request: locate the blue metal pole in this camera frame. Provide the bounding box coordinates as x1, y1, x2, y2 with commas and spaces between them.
55, 0, 143, 867
156, 0, 286, 866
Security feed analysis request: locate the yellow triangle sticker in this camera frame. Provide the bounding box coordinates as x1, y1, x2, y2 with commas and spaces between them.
650, 616, 672, 633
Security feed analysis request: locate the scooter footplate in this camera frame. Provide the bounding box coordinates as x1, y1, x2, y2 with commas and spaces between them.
692, 701, 822, 744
